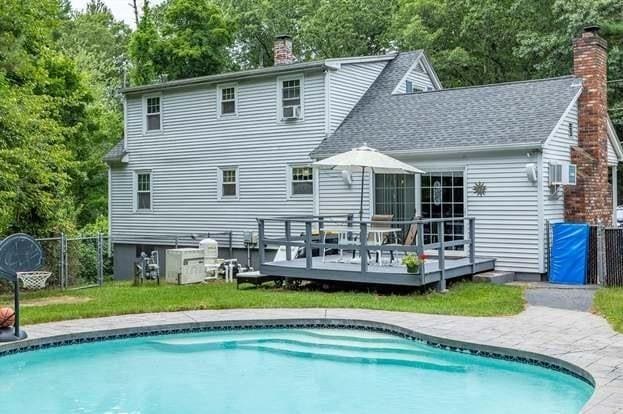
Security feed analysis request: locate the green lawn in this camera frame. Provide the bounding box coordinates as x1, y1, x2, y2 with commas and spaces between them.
594, 288, 623, 333
0, 281, 525, 325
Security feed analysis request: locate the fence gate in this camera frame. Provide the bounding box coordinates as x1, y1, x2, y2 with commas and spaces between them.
587, 226, 623, 287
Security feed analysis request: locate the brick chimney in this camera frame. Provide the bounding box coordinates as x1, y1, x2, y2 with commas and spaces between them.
273, 34, 294, 65
565, 25, 612, 224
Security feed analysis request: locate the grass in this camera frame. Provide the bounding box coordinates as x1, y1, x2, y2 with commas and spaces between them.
594, 287, 623, 333
0, 281, 525, 325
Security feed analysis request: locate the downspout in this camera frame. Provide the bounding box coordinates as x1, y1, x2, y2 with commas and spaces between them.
613, 165, 618, 225
536, 151, 545, 275
107, 166, 112, 256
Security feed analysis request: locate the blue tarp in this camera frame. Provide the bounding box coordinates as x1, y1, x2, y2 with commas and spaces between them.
549, 223, 589, 285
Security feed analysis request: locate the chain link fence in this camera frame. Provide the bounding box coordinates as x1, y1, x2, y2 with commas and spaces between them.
19, 233, 112, 290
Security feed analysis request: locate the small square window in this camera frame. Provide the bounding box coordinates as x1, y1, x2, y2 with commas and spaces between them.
291, 166, 313, 195
220, 86, 236, 115
220, 168, 238, 198
145, 96, 161, 131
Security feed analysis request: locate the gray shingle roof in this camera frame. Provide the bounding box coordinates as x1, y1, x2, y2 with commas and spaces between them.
311, 56, 582, 158
103, 139, 126, 163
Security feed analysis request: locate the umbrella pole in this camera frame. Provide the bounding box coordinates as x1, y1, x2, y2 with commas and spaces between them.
359, 166, 365, 222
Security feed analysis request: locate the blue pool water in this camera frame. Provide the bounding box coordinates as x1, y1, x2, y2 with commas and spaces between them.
0, 328, 592, 413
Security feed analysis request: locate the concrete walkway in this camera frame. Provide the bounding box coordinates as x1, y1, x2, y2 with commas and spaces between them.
517, 283, 598, 312
2, 306, 623, 413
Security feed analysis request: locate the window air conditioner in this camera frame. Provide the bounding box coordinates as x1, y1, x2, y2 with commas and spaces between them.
549, 162, 577, 186
283, 105, 301, 120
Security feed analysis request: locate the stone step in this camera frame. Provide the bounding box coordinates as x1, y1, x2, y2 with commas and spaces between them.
473, 270, 515, 285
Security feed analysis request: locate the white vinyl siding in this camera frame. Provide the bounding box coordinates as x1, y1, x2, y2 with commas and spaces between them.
608, 136, 618, 165
542, 102, 578, 228
328, 62, 387, 133
394, 61, 436, 94
113, 71, 326, 247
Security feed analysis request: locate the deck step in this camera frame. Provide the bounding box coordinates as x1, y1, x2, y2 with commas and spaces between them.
473, 270, 515, 285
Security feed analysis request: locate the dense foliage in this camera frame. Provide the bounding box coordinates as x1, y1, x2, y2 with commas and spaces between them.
0, 0, 621, 236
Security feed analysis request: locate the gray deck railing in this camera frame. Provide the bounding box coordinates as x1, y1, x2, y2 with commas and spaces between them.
257, 215, 477, 291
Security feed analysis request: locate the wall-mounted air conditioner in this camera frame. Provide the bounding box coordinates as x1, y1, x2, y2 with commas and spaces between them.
283, 105, 301, 120
549, 162, 577, 186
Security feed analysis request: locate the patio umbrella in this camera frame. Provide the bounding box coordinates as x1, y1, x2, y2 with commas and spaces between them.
313, 144, 425, 222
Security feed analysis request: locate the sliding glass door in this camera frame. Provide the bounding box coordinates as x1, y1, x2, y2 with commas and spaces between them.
421, 172, 465, 248
374, 174, 416, 236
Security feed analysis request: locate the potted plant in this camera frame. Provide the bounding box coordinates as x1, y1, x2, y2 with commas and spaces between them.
402, 253, 427, 274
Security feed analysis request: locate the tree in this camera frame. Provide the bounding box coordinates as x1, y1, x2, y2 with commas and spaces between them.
128, 0, 235, 84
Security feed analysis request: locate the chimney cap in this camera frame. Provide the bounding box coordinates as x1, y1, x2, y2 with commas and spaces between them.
275, 34, 293, 41
583, 25, 601, 34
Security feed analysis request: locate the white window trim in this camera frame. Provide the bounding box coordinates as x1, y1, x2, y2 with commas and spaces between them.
217, 166, 239, 200
287, 164, 314, 199
142, 93, 163, 134
276, 74, 304, 122
216, 83, 239, 118
133, 170, 153, 213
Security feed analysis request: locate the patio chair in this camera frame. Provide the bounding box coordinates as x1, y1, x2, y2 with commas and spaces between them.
368, 214, 394, 265
382, 215, 421, 265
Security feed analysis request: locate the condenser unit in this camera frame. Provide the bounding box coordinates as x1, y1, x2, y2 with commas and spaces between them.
549, 162, 577, 186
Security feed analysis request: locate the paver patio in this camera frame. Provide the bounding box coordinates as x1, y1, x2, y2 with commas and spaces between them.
2, 305, 622, 413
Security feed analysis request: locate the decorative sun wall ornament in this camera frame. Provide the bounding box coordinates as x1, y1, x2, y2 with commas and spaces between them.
473, 181, 487, 197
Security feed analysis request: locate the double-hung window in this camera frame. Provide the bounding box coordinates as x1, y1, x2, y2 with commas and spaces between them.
218, 84, 237, 117
290, 166, 313, 196
279, 76, 302, 120
136, 172, 152, 211
219, 167, 238, 199
145, 96, 161, 132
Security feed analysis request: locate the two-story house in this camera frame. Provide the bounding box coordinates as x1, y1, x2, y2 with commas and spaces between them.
106, 29, 621, 281
104, 36, 442, 278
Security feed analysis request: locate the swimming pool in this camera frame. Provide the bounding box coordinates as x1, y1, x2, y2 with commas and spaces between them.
0, 327, 592, 413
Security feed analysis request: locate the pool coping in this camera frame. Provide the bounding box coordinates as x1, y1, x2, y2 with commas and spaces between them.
1, 307, 621, 413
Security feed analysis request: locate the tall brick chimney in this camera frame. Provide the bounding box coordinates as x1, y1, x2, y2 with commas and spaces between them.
565, 25, 612, 224
273, 34, 295, 65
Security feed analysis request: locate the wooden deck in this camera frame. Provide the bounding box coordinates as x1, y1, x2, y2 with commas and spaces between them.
245, 255, 496, 287
252, 216, 497, 289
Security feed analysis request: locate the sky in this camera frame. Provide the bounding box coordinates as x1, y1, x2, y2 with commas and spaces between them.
69, 0, 164, 27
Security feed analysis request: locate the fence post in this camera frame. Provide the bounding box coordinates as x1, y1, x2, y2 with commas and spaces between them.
60, 233, 66, 290
597, 224, 607, 286
305, 221, 313, 270
97, 233, 104, 286
437, 221, 446, 292
360, 221, 368, 277
285, 220, 292, 261
258, 219, 265, 267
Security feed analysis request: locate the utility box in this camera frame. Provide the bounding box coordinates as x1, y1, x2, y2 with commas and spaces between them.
165, 248, 206, 285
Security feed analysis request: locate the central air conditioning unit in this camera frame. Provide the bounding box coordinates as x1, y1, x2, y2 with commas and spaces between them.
165, 248, 206, 285
282, 105, 301, 120
549, 162, 577, 186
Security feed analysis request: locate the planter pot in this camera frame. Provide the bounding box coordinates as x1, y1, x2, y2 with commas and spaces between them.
406, 265, 420, 274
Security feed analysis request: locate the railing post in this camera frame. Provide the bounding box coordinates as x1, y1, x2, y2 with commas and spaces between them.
437, 221, 446, 292
258, 219, 265, 267
285, 220, 292, 261
360, 221, 368, 277
469, 218, 476, 274
305, 221, 313, 270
